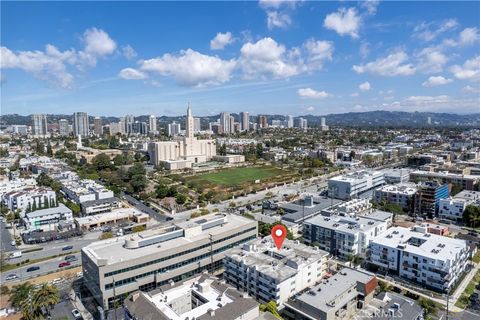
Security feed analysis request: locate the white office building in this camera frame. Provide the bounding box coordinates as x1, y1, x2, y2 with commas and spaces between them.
220, 112, 231, 134
223, 237, 329, 306
240, 112, 250, 131
58, 119, 70, 136
328, 170, 385, 200
82, 213, 257, 310
369, 226, 470, 292
148, 115, 157, 134
168, 122, 181, 136
193, 117, 201, 132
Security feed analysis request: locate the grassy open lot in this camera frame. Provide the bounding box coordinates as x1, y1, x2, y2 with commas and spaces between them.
187, 166, 288, 187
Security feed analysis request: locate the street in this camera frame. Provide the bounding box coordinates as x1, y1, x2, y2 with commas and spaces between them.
0, 219, 16, 252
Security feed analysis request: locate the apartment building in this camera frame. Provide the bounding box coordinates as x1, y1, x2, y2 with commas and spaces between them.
373, 183, 417, 212
303, 213, 389, 259
81, 214, 257, 310
223, 238, 329, 307
2, 187, 57, 216
328, 170, 385, 200
23, 203, 73, 232
438, 190, 480, 222
61, 179, 114, 204
383, 169, 411, 184
124, 273, 266, 320
414, 181, 449, 218
283, 268, 377, 320
369, 226, 469, 292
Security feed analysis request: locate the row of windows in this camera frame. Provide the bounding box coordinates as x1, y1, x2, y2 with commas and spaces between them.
104, 234, 256, 290
104, 226, 257, 277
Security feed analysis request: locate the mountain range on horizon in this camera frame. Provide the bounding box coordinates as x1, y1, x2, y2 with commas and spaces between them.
1, 110, 479, 128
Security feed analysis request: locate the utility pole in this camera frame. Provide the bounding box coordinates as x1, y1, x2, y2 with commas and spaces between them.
446, 290, 450, 320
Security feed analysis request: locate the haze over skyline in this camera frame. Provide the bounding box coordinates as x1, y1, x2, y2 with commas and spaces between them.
1, 1, 479, 116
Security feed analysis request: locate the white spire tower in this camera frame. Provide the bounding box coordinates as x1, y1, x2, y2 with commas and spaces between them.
186, 102, 194, 139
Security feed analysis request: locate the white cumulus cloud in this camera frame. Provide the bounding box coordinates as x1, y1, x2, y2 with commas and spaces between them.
266, 11, 292, 29
353, 51, 415, 76
414, 19, 458, 41
416, 47, 448, 73
459, 27, 480, 45
210, 32, 234, 50
359, 81, 371, 91
122, 45, 137, 59
118, 68, 147, 80
324, 8, 361, 38
422, 76, 452, 87
450, 56, 480, 82
139, 49, 236, 87
298, 88, 330, 99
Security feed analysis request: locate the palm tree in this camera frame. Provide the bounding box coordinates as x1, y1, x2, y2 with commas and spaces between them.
20, 297, 42, 320
33, 283, 60, 317
9, 282, 34, 309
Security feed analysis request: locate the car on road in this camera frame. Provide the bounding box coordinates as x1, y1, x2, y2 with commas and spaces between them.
10, 240, 16, 246
71, 309, 82, 319
58, 261, 71, 268
5, 274, 18, 281
26, 266, 40, 272
62, 245, 74, 251
65, 255, 77, 262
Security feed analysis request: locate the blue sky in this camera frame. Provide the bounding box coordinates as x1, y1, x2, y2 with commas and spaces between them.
1, 1, 479, 116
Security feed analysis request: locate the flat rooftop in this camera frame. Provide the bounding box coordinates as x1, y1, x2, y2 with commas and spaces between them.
306, 214, 384, 234
371, 226, 467, 262
82, 213, 256, 266
281, 196, 343, 223
328, 170, 383, 183
285, 268, 375, 314
227, 238, 329, 282
375, 183, 417, 195
25, 203, 71, 218
75, 207, 148, 225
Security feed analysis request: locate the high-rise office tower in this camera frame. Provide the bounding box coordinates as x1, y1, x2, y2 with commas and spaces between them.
148, 115, 157, 133
220, 112, 230, 134
72, 112, 89, 137
168, 122, 181, 136
240, 111, 249, 131
94, 117, 103, 136
193, 117, 201, 132
286, 115, 294, 128
294, 117, 308, 129
320, 117, 329, 131
229, 115, 235, 134
124, 114, 135, 133
129, 121, 148, 135
257, 115, 268, 128
427, 116, 432, 125
31, 114, 48, 136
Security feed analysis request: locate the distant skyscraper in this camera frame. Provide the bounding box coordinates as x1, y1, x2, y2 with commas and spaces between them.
320, 117, 329, 131
149, 115, 157, 133
31, 114, 48, 136
73, 112, 89, 137
286, 115, 294, 128
125, 114, 135, 133
193, 117, 201, 132
294, 117, 308, 129
220, 112, 230, 134
240, 112, 249, 131
168, 122, 181, 136
94, 117, 103, 136
229, 115, 235, 134
233, 123, 241, 133
129, 121, 148, 135
257, 115, 268, 128
58, 119, 69, 136
427, 116, 432, 125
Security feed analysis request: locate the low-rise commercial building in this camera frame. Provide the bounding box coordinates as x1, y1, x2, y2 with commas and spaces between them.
75, 207, 149, 231
283, 268, 377, 320
23, 203, 73, 232
383, 169, 411, 184
223, 238, 329, 307
82, 214, 257, 310
124, 273, 273, 320
328, 171, 385, 200
81, 197, 122, 215
410, 170, 479, 191
212, 155, 245, 164
369, 226, 469, 292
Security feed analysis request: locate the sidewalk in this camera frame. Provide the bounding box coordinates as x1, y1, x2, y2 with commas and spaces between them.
69, 289, 94, 320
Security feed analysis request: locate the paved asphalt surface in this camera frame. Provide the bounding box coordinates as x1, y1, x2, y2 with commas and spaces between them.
2, 252, 82, 283
0, 219, 16, 252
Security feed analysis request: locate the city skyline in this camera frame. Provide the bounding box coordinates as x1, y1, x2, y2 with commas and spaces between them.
1, 1, 479, 116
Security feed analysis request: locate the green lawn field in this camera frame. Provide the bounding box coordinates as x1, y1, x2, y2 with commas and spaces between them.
187, 166, 286, 187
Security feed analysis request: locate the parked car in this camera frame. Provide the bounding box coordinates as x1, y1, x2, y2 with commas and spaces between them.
10, 240, 16, 246
26, 266, 40, 272
71, 309, 82, 319
62, 245, 73, 251
58, 261, 71, 268
5, 274, 18, 281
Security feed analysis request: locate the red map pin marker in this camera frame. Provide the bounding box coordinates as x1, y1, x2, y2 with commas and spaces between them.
271, 225, 287, 250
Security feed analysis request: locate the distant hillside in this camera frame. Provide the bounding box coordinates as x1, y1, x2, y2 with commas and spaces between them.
1, 111, 478, 128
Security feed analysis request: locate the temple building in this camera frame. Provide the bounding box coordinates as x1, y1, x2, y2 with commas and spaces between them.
148, 105, 216, 170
